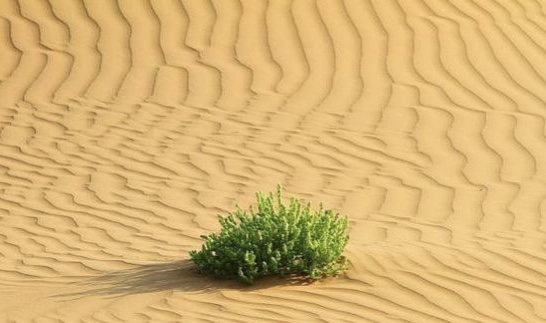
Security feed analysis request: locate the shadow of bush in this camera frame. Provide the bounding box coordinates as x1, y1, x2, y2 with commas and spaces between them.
56, 259, 316, 300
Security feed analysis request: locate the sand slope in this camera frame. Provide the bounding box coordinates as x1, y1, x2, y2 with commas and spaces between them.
1, 0, 546, 322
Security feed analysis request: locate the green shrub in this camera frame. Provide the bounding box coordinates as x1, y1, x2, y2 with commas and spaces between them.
189, 185, 349, 284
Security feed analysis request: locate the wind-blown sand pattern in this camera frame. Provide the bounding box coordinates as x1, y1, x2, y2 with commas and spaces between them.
1, 0, 546, 321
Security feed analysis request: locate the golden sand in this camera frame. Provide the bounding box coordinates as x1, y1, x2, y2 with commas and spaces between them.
1, 0, 546, 321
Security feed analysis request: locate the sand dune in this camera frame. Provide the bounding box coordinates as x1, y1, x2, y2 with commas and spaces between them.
1, 0, 546, 321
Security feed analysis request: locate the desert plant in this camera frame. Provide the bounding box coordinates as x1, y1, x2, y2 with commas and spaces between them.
189, 184, 349, 284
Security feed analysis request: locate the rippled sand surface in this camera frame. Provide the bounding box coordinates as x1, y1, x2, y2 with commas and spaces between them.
2, 0, 546, 322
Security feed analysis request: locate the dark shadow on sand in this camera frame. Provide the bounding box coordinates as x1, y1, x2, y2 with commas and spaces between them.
55, 259, 315, 300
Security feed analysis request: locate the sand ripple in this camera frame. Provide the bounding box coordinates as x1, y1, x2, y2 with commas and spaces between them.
1, 0, 546, 322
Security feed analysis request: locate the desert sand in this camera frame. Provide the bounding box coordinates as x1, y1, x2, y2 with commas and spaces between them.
1, 0, 546, 322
